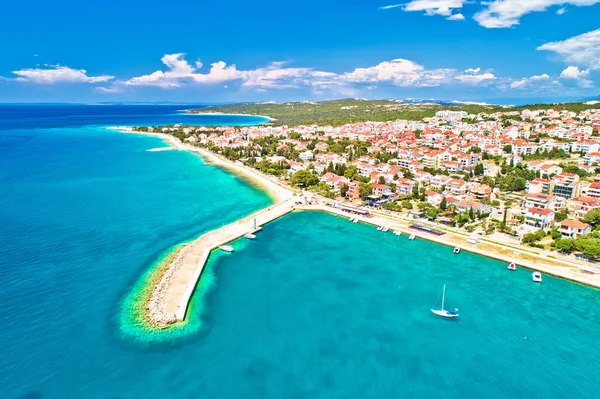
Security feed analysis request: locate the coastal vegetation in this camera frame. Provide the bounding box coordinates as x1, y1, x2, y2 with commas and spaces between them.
189, 99, 598, 127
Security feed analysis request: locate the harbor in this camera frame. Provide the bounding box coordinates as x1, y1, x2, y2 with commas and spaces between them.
148, 199, 295, 326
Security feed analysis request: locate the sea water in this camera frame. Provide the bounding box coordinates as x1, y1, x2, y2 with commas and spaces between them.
1, 106, 600, 398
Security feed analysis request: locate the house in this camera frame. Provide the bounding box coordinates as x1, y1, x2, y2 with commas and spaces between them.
552, 173, 580, 199
570, 196, 600, 218
430, 175, 452, 191
559, 219, 592, 238
346, 181, 361, 199
299, 150, 314, 162
522, 193, 555, 210
525, 207, 555, 228
583, 152, 600, 165
526, 178, 553, 194
424, 191, 443, 206
320, 172, 350, 190
470, 183, 492, 200
395, 178, 416, 196
371, 183, 392, 196
585, 182, 600, 199
483, 164, 500, 177
446, 179, 469, 196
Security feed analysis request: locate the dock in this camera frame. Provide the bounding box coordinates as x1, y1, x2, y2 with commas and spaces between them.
149, 198, 295, 326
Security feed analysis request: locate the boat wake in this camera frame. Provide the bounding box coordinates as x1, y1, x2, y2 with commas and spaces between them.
147, 147, 175, 152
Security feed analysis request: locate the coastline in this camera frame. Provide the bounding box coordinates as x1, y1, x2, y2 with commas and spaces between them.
115, 125, 599, 333
114, 126, 291, 203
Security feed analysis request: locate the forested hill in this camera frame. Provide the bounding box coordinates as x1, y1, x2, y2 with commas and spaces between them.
187, 99, 597, 127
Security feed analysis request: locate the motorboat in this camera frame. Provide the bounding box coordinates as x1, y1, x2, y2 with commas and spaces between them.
244, 233, 256, 240
431, 285, 459, 318
532, 271, 542, 283
508, 262, 517, 271
409, 234, 416, 240
453, 247, 460, 254
219, 245, 234, 252
382, 227, 389, 232
377, 226, 383, 231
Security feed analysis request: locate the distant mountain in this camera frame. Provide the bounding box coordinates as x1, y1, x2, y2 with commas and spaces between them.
390, 98, 502, 106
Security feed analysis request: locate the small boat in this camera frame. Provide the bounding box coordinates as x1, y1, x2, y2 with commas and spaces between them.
393, 230, 401, 236
508, 262, 517, 271
377, 226, 383, 231
353, 219, 359, 224
219, 245, 234, 252
431, 285, 459, 318
382, 227, 389, 232
349, 217, 354, 222
453, 247, 460, 254
532, 271, 542, 283
244, 233, 256, 240
409, 234, 416, 240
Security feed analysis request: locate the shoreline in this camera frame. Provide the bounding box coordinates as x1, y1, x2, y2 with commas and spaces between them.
114, 126, 291, 203
115, 125, 600, 332
300, 205, 600, 290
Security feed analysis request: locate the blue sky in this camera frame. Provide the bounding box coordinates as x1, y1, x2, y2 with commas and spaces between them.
1, 0, 600, 104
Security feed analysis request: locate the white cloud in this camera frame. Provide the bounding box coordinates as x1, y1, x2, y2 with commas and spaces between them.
341, 58, 455, 87
379, 4, 403, 9
447, 13, 465, 20
559, 66, 593, 87
403, 0, 465, 16
10, 65, 113, 84
474, 0, 600, 28
538, 28, 600, 70
94, 86, 121, 93
510, 73, 550, 89
456, 72, 497, 85
123, 54, 244, 88
109, 53, 558, 95
556, 6, 567, 14
560, 65, 589, 79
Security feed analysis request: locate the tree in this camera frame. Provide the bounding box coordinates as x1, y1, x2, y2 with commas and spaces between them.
378, 176, 386, 184
440, 196, 447, 211
425, 207, 440, 220
290, 170, 319, 187
583, 209, 600, 228
359, 183, 373, 200
503, 144, 513, 153
402, 200, 413, 210
474, 163, 484, 176
340, 184, 349, 198
469, 208, 475, 220
344, 165, 358, 180
554, 209, 569, 222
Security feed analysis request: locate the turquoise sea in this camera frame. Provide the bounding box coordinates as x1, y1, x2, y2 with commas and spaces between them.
1, 105, 600, 398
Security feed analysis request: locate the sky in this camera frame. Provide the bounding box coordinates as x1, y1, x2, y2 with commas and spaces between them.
1, 0, 600, 104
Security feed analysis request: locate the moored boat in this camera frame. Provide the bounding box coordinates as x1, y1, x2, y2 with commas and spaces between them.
532, 271, 542, 283
219, 245, 234, 252
453, 247, 460, 254
508, 262, 517, 271
244, 233, 256, 239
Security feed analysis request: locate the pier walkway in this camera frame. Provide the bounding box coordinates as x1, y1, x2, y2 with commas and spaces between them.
149, 198, 295, 326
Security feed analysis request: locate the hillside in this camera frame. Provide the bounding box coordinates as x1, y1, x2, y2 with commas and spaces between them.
188, 99, 596, 127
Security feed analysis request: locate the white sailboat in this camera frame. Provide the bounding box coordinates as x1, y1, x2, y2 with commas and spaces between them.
431, 285, 459, 318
